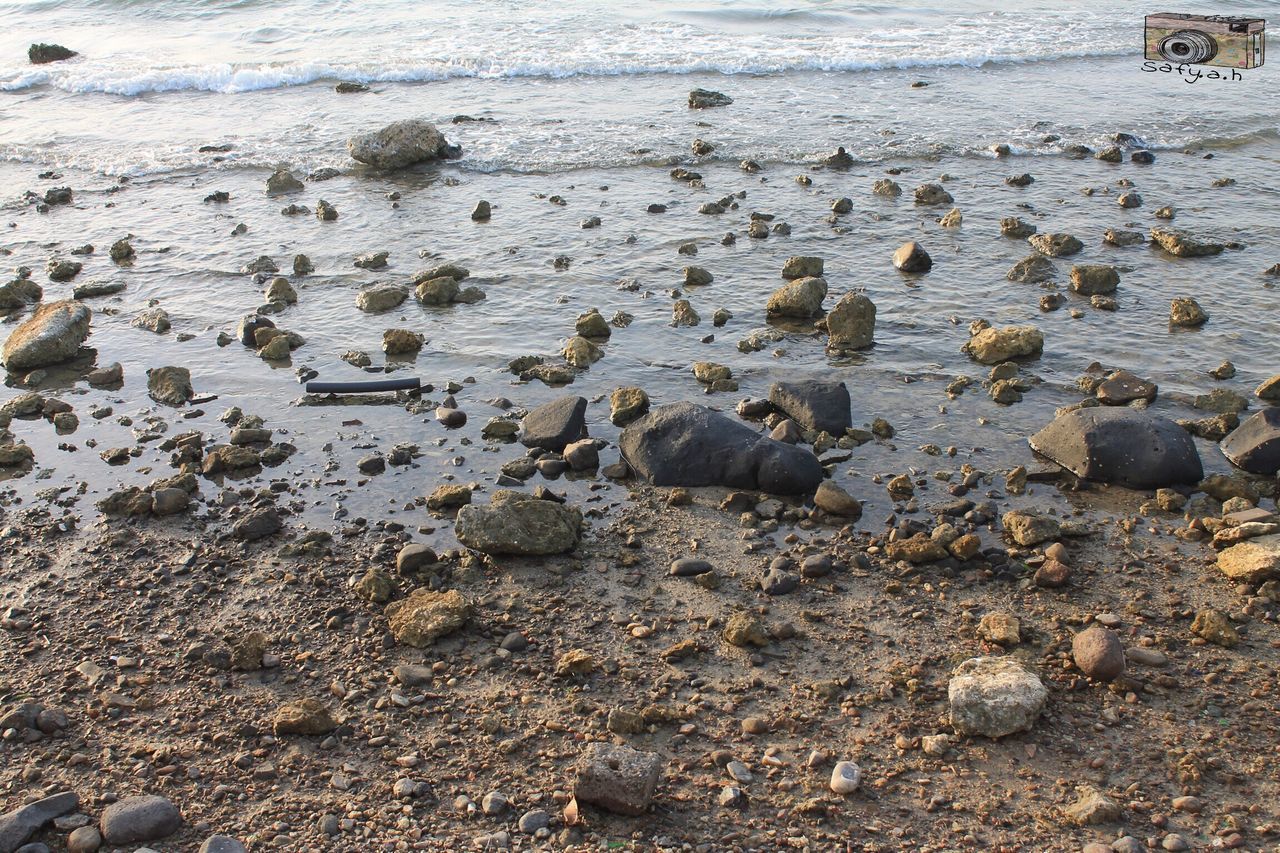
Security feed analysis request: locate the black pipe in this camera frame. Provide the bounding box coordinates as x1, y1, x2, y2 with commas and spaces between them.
305, 377, 421, 394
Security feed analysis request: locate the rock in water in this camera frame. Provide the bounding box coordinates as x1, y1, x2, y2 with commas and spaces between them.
100, 795, 182, 845
265, 169, 304, 194
892, 241, 932, 272
826, 291, 875, 350
963, 325, 1043, 364
768, 380, 852, 434
573, 743, 662, 815
455, 491, 581, 555
520, 395, 588, 451
347, 120, 460, 169
147, 366, 193, 406
1028, 407, 1203, 488
948, 656, 1047, 738
1, 300, 91, 371
1150, 227, 1224, 257
0, 791, 79, 852
1169, 297, 1209, 328
688, 88, 732, 108
913, 183, 952, 205
610, 387, 649, 426
766, 276, 827, 318
619, 401, 823, 495
1028, 233, 1083, 257
1069, 264, 1119, 295
1221, 407, 1280, 475
386, 588, 471, 646
1071, 626, 1126, 681
28, 43, 77, 64
1007, 255, 1054, 283
781, 256, 823, 280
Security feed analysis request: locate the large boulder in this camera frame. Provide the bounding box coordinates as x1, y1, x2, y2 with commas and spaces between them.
766, 276, 827, 318
455, 491, 581, 555
1, 301, 91, 371
347, 120, 460, 170
826, 291, 875, 350
962, 324, 1043, 364
619, 402, 823, 495
768, 380, 852, 434
521, 395, 587, 451
948, 656, 1047, 738
1028, 407, 1203, 488
1221, 407, 1280, 474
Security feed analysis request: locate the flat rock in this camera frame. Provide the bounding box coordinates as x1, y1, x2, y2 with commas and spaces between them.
1215, 534, 1280, 583
1028, 407, 1203, 488
619, 401, 823, 495
146, 366, 192, 406
768, 380, 851, 434
386, 588, 471, 647
1, 301, 91, 371
1064, 787, 1122, 825
1221, 407, 1280, 474
1150, 227, 1223, 258
573, 743, 662, 816
0, 792, 79, 853
1070, 264, 1119, 295
1007, 255, 1054, 283
455, 492, 581, 555
520, 395, 587, 451
781, 256, 823, 279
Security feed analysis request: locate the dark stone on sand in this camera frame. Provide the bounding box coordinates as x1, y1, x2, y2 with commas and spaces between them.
99, 795, 181, 846
768, 380, 852, 434
520, 396, 588, 452
1028, 407, 1203, 488
1221, 407, 1280, 475
619, 402, 823, 495
0, 791, 79, 853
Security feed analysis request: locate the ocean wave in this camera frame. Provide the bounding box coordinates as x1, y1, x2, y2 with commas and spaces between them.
0, 45, 1133, 96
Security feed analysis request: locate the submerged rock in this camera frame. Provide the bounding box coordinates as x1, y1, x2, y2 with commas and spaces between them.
1007, 255, 1054, 283
619, 401, 823, 495
688, 88, 733, 108
1150, 227, 1223, 257
28, 43, 77, 64
963, 324, 1043, 364
356, 284, 408, 313
826, 291, 875, 350
455, 491, 582, 555
913, 183, 952, 205
1028, 407, 1203, 488
1, 300, 91, 371
347, 119, 460, 169
265, 169, 304, 194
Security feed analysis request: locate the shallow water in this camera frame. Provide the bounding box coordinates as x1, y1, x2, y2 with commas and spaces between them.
1, 1, 1278, 542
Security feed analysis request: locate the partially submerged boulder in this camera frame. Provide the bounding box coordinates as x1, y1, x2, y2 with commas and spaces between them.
347, 120, 460, 169
688, 88, 732, 108
521, 395, 587, 451
1150, 227, 1223, 258
619, 402, 823, 495
768, 380, 851, 434
963, 325, 1043, 364
1028, 407, 1203, 488
1221, 407, 1280, 475
766, 276, 827, 318
28, 43, 77, 64
825, 291, 875, 350
147, 366, 193, 407
1, 300, 91, 371
455, 491, 582, 555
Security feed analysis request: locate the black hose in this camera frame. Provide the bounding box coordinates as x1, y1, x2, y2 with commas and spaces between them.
305, 378, 421, 394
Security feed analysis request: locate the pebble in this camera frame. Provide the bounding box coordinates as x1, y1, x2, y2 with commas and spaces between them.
98, 795, 181, 846
718, 786, 747, 809
1170, 795, 1201, 813
198, 836, 248, 853
725, 760, 753, 784
669, 557, 712, 577
481, 792, 508, 815
517, 809, 549, 834
829, 760, 861, 795
65, 826, 101, 853
1162, 834, 1190, 851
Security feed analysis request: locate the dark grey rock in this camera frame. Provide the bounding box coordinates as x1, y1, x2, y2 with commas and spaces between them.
760, 568, 800, 595
619, 402, 823, 495
199, 835, 248, 853
1028, 407, 1203, 488
768, 380, 852, 434
670, 558, 712, 577
236, 314, 274, 347
0, 792, 79, 853
28, 44, 76, 64
1221, 407, 1280, 475
520, 395, 587, 451
99, 795, 181, 846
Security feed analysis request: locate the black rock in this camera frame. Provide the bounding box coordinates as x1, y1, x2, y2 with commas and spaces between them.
1028, 407, 1202, 488
1131, 150, 1155, 164
236, 314, 275, 347
619, 402, 823, 495
28, 43, 76, 64
1221, 407, 1280, 475
520, 396, 588, 452
760, 568, 800, 595
669, 558, 712, 577
768, 380, 852, 435
0, 792, 79, 853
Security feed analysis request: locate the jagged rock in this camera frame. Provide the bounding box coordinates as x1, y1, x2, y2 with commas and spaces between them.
768, 380, 851, 434
781, 256, 823, 280
610, 387, 649, 426
948, 657, 1047, 738
1150, 227, 1223, 258
573, 744, 662, 816
28, 43, 77, 64
1028, 233, 1083, 257
455, 492, 581, 555
1002, 510, 1060, 546
1095, 369, 1157, 405
1103, 228, 1144, 247
1170, 297, 1208, 328
1007, 255, 1054, 283
963, 325, 1043, 364
386, 588, 470, 646
272, 698, 337, 736
766, 276, 827, 318
914, 183, 952, 205
1028, 407, 1203, 488
1001, 217, 1036, 238
619, 402, 823, 495
872, 178, 901, 197
1216, 534, 1280, 583
147, 366, 192, 406
1063, 787, 1122, 826
356, 284, 408, 313
265, 169, 304, 194
1221, 407, 1280, 474
347, 120, 460, 169
1, 300, 91, 371
688, 88, 732, 108
825, 291, 875, 350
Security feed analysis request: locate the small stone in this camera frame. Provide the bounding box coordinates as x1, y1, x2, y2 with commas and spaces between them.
1072, 626, 1125, 681
272, 698, 337, 736
829, 761, 861, 795
1191, 608, 1239, 647
1063, 786, 1122, 825
517, 809, 549, 835
978, 612, 1020, 646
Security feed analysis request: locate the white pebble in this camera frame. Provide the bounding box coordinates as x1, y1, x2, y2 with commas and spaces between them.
829, 760, 861, 795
